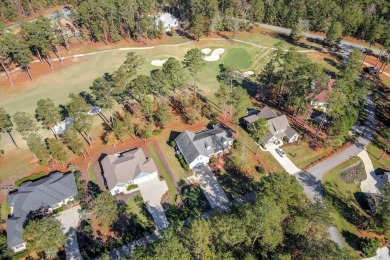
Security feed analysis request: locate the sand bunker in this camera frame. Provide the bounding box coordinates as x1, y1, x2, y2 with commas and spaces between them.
203, 48, 225, 62
242, 71, 254, 77
201, 48, 211, 55
151, 59, 167, 66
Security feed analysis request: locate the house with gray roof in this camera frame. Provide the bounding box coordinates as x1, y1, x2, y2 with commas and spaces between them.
243, 106, 298, 148
7, 172, 77, 253
175, 125, 234, 169
100, 148, 158, 195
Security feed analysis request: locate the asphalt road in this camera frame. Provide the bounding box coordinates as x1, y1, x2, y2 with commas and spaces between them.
256, 23, 381, 55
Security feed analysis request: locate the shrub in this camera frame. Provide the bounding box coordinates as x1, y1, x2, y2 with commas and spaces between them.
340, 161, 367, 183
256, 166, 266, 174
15, 171, 46, 186
126, 184, 138, 191
52, 206, 64, 214
152, 129, 162, 136
171, 140, 177, 147
359, 237, 379, 257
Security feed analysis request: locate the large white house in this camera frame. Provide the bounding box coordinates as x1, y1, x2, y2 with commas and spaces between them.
155, 13, 179, 31
7, 172, 77, 253
100, 148, 158, 195
175, 125, 234, 169
243, 106, 299, 148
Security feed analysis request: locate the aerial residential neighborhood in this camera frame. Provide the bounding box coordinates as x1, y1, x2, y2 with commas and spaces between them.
0, 1, 390, 260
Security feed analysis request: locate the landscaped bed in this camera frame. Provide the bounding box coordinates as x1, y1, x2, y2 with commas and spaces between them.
165, 183, 211, 223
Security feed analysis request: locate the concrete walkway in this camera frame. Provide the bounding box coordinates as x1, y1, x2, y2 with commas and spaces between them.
192, 165, 230, 209
137, 175, 169, 230
358, 150, 382, 194
56, 206, 83, 260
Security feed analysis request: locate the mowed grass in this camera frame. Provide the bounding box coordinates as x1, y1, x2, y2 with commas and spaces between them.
126, 193, 148, 223
283, 142, 333, 169
1, 200, 9, 221
366, 143, 390, 175
147, 143, 178, 202
223, 48, 252, 70
323, 157, 369, 255
88, 164, 97, 183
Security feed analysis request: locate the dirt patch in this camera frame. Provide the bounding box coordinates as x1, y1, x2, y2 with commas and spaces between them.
357, 229, 386, 247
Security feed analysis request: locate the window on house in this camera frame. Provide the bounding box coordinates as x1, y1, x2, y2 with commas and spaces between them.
15, 244, 24, 249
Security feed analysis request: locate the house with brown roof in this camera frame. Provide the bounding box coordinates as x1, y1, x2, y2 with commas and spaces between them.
100, 148, 158, 195
308, 79, 336, 109
243, 106, 298, 148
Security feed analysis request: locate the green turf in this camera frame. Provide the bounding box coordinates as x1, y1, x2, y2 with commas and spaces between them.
126, 194, 148, 223
88, 164, 97, 183
147, 143, 178, 202
283, 142, 331, 169
223, 48, 252, 70
0, 200, 9, 221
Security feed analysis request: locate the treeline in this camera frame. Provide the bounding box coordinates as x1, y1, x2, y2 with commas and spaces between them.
1, 0, 390, 43
131, 172, 354, 259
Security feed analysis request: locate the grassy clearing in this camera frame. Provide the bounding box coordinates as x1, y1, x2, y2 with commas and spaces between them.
157, 141, 189, 181
323, 156, 370, 255
88, 164, 97, 183
126, 194, 148, 223
147, 143, 178, 202
0, 200, 9, 221
366, 143, 390, 175
283, 142, 332, 169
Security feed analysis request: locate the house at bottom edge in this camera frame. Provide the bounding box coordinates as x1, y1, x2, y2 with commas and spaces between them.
7, 172, 77, 253
175, 125, 234, 169
100, 148, 158, 195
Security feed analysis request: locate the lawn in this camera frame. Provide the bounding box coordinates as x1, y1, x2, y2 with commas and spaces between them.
366, 143, 390, 175
223, 48, 252, 70
0, 200, 9, 222
88, 164, 97, 183
283, 141, 333, 169
147, 143, 178, 202
125, 193, 149, 223
323, 156, 370, 255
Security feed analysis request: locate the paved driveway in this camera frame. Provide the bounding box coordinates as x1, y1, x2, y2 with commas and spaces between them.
358, 150, 383, 194
56, 205, 82, 260
267, 144, 301, 175
137, 175, 169, 230
192, 165, 230, 209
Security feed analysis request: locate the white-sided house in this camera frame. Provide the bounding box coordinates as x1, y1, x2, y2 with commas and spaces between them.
101, 148, 158, 195
308, 78, 336, 109
175, 125, 234, 169
155, 13, 179, 31
243, 106, 299, 148
7, 172, 77, 253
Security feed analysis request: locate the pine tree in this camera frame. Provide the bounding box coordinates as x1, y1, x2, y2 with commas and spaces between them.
47, 138, 69, 167
13, 111, 39, 137
0, 107, 19, 150
26, 133, 50, 165
35, 98, 61, 138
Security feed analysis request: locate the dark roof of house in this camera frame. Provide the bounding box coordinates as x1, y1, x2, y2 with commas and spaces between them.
101, 148, 157, 190
7, 172, 77, 249
175, 127, 234, 165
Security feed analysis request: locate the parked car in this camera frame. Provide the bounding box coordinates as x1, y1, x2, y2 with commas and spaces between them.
363, 66, 379, 76
275, 148, 286, 157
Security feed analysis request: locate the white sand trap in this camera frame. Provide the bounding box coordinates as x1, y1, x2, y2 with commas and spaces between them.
201, 48, 211, 55
151, 59, 167, 66
203, 48, 225, 62
242, 71, 254, 77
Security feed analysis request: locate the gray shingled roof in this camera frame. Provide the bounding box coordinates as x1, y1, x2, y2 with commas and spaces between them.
101, 148, 158, 191
243, 106, 298, 145
7, 172, 77, 249
175, 127, 234, 165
